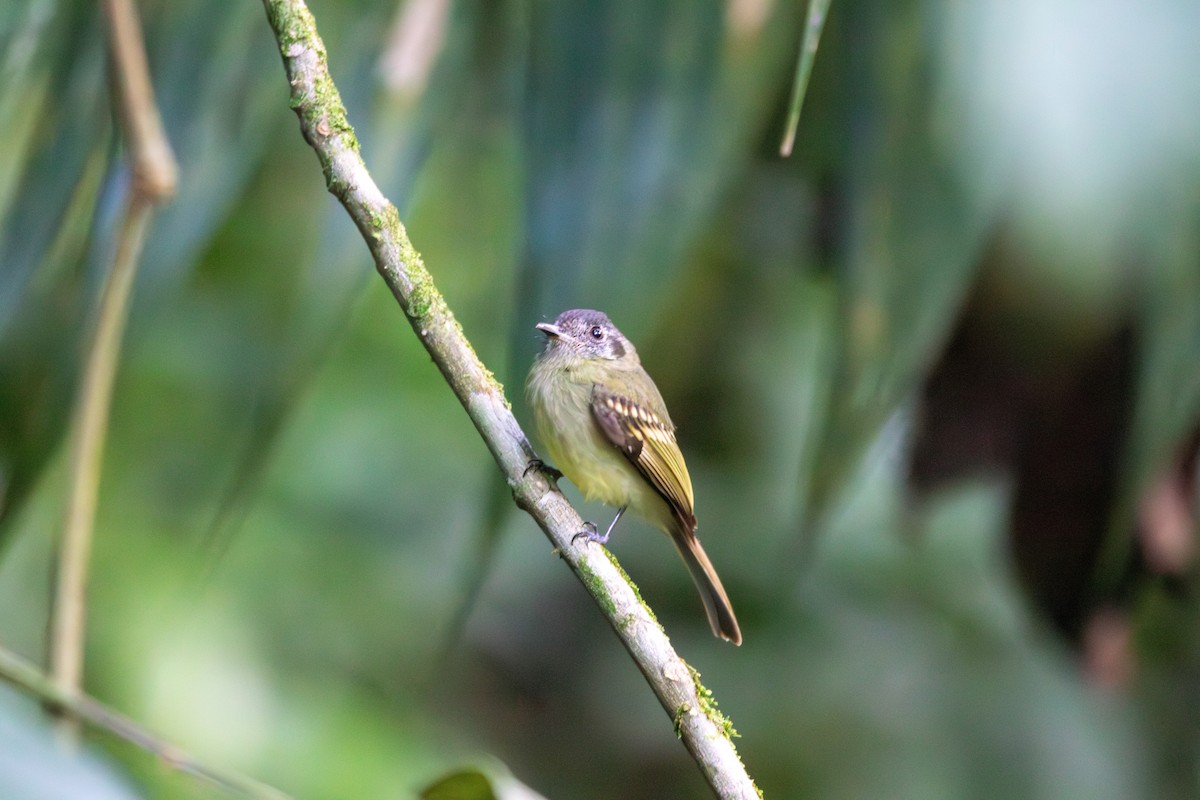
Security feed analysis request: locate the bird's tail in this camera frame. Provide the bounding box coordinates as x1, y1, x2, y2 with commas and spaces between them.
670, 523, 741, 645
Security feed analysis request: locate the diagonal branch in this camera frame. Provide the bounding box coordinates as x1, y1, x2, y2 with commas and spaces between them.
260, 2, 758, 797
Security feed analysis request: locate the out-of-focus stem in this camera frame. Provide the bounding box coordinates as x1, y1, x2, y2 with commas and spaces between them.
49, 0, 176, 740
50, 197, 150, 738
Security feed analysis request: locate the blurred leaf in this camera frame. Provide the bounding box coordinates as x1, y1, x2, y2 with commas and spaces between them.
0, 2, 110, 539
132, 0, 287, 303
779, 0, 831, 157
0, 1, 109, 335
518, 0, 806, 334
423, 770, 495, 800
1097, 195, 1200, 588
421, 765, 548, 800
0, 0, 289, 542
743, 477, 1151, 800
803, 1, 992, 528
0, 0, 380, 546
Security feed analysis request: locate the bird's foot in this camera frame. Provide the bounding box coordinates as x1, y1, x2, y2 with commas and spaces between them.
524, 458, 562, 482
571, 521, 610, 546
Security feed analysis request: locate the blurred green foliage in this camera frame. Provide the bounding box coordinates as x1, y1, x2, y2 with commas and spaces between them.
1, 0, 1199, 798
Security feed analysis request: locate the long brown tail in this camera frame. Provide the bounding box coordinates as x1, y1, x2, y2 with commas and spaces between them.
670, 525, 742, 645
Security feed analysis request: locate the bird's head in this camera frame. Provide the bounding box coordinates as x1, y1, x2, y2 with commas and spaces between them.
535, 308, 636, 362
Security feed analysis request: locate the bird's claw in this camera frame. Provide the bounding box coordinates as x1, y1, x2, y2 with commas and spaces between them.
524, 458, 562, 482
571, 521, 609, 546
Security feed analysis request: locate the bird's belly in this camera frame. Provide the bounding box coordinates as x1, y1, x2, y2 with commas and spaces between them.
528, 372, 648, 511
549, 422, 642, 507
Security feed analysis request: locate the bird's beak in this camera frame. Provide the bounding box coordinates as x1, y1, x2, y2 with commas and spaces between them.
535, 322, 562, 338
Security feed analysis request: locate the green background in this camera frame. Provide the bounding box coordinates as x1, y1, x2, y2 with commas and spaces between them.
2, 0, 1199, 798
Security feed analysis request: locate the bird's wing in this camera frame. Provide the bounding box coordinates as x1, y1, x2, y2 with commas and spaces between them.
591, 385, 696, 527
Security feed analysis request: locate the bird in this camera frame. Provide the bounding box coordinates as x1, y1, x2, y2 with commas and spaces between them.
526, 308, 741, 644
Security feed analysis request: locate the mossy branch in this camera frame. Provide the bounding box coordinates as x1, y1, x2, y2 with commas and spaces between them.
260, 2, 758, 797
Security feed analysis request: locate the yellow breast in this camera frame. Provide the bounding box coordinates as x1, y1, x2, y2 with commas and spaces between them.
527, 364, 668, 528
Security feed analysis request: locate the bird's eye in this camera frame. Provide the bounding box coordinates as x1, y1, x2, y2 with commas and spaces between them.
590, 326, 604, 340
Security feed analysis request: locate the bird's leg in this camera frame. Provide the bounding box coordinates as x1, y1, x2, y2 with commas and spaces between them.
572, 505, 626, 546
524, 458, 563, 482
599, 505, 627, 543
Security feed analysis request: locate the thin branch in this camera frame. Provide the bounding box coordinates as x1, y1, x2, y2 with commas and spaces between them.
103, 0, 179, 200
779, 0, 831, 157
50, 0, 178, 737
260, 2, 758, 797
50, 198, 150, 738
0, 645, 292, 800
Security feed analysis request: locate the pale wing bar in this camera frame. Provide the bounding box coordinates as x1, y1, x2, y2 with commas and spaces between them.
591, 386, 696, 528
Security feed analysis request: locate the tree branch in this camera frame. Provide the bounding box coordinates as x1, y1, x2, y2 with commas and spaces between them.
260, 2, 758, 797
0, 645, 291, 799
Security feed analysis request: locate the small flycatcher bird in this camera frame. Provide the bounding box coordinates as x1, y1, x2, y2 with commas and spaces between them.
526, 308, 741, 645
